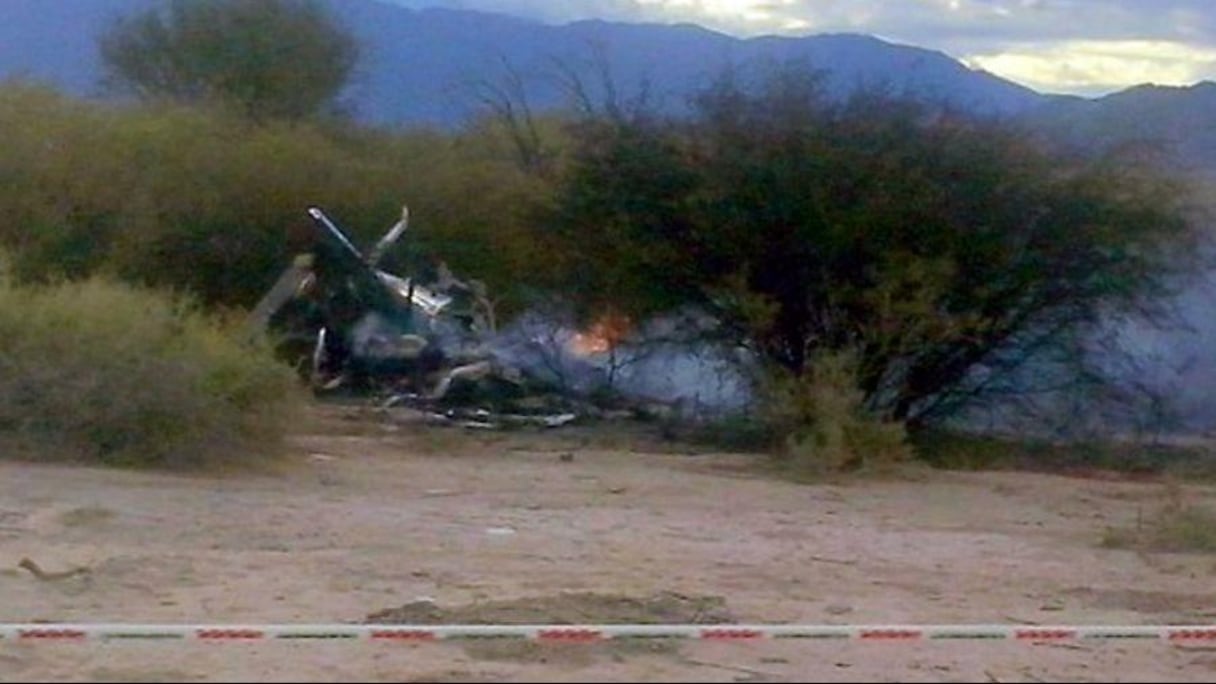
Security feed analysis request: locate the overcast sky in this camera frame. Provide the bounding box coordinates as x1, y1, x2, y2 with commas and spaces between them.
387, 0, 1216, 96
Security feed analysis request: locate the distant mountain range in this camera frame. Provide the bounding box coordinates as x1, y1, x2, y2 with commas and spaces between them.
331, 2, 1048, 124
2, 0, 1215, 177
0, 0, 1042, 123
1026, 82, 1216, 181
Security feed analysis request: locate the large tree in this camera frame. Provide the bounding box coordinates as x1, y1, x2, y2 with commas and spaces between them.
542, 67, 1203, 428
99, 0, 358, 121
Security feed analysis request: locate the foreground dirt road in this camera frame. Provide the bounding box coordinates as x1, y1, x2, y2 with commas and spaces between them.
2, 405, 1215, 682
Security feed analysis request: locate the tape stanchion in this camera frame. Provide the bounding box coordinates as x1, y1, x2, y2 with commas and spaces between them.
1, 624, 1213, 643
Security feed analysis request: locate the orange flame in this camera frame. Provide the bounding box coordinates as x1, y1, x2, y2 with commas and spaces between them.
569, 313, 632, 357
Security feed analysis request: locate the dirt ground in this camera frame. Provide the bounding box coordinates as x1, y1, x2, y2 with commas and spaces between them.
3, 403, 1216, 682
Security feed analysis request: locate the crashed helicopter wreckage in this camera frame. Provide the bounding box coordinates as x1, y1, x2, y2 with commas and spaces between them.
247, 205, 591, 427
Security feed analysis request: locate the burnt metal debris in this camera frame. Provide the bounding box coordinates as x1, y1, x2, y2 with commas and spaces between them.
249, 205, 577, 423
248, 205, 719, 430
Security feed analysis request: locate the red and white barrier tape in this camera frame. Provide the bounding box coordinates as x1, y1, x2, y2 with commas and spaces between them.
2, 625, 1215, 643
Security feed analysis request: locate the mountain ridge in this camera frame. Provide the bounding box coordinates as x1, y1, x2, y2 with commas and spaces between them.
2, 0, 1213, 174
1, 0, 1045, 125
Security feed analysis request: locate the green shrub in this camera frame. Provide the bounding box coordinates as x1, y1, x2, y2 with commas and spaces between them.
761, 350, 909, 477
0, 274, 305, 468
0, 81, 553, 313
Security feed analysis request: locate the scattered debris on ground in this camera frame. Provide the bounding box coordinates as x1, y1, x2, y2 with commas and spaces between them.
250, 205, 689, 431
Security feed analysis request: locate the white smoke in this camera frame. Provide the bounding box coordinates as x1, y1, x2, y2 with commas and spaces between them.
487, 308, 753, 414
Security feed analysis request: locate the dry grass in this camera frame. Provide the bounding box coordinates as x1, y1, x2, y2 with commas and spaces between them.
1101, 481, 1216, 553
761, 351, 910, 479
915, 429, 1216, 479
0, 276, 306, 469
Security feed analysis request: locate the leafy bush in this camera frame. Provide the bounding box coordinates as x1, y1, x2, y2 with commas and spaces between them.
100, 0, 358, 121
761, 350, 909, 476
0, 80, 551, 313
0, 274, 305, 468
542, 65, 1199, 430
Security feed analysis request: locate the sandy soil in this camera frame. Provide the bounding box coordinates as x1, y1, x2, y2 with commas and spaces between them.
2, 404, 1216, 682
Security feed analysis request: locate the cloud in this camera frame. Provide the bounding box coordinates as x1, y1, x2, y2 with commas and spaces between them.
964, 40, 1216, 95
386, 0, 1216, 94
390, 0, 650, 23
